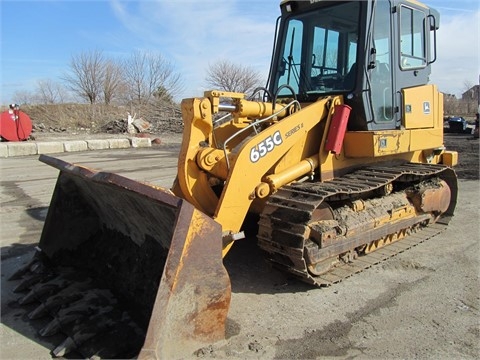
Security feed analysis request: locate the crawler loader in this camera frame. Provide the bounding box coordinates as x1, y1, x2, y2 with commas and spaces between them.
10, 0, 458, 358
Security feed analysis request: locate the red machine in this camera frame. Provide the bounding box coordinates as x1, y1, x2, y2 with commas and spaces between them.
0, 104, 32, 141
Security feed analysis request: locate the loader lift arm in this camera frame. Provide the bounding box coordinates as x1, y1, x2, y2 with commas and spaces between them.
173, 91, 342, 254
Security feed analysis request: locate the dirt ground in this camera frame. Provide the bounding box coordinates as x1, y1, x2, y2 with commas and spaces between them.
0, 130, 478, 359
443, 132, 479, 180
214, 132, 480, 359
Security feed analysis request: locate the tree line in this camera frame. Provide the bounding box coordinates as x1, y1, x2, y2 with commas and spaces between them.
13, 49, 475, 119
13, 50, 264, 107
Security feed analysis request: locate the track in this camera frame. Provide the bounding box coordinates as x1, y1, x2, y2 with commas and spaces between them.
258, 162, 457, 286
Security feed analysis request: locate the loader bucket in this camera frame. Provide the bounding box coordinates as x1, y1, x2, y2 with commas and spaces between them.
12, 154, 231, 359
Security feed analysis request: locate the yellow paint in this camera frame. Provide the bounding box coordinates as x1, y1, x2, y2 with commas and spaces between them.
442, 151, 458, 167
402, 85, 438, 129
214, 98, 334, 237
343, 128, 444, 158
173, 98, 219, 216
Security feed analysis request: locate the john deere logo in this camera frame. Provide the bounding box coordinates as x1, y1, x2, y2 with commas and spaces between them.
423, 101, 431, 114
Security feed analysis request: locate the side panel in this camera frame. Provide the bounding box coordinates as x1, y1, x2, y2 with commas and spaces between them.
343, 128, 443, 158
344, 131, 408, 157
343, 83, 443, 157
402, 84, 437, 129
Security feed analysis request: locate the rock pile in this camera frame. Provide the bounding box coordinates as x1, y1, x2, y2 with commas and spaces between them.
100, 111, 184, 135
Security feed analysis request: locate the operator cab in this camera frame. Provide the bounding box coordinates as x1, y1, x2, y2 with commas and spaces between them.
268, 0, 440, 131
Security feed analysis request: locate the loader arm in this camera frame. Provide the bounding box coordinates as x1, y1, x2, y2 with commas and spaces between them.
173, 92, 343, 254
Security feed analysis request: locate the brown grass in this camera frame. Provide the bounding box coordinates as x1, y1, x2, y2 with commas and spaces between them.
20, 104, 128, 130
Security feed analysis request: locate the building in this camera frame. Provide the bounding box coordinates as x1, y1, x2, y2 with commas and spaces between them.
462, 85, 480, 102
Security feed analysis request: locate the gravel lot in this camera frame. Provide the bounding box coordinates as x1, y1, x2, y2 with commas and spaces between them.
0, 130, 478, 359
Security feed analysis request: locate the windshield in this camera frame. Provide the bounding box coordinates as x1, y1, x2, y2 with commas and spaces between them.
274, 2, 360, 99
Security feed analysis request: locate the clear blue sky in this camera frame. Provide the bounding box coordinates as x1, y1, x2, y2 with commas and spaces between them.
1, 0, 479, 105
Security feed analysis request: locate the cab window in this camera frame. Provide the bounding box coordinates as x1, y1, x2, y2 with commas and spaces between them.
275, 2, 360, 98
400, 5, 427, 69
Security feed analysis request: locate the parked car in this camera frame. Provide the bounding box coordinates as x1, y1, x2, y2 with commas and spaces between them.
447, 116, 468, 133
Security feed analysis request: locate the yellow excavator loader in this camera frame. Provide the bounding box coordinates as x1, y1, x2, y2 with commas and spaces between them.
10, 0, 458, 358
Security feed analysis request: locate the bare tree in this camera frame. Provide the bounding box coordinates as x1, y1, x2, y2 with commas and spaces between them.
36, 79, 66, 104
443, 94, 459, 116
63, 50, 106, 104
122, 50, 183, 105
205, 60, 263, 94
463, 80, 474, 93
12, 90, 35, 105
103, 60, 123, 105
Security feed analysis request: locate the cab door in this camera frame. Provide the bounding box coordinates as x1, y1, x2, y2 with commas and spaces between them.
393, 1, 438, 128
368, 0, 396, 130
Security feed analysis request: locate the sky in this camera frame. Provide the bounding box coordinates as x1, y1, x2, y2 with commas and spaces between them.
1, 0, 479, 105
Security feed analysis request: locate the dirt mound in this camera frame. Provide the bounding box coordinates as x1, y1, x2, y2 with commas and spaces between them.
13, 102, 184, 137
